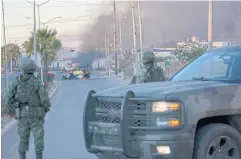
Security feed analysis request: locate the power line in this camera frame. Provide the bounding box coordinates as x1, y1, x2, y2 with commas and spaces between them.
236, 4, 241, 16
4, 13, 107, 27
6, 33, 93, 41
7, 3, 116, 9
6, 37, 29, 39
5, 24, 33, 28
227, 2, 241, 30
5, 12, 113, 28
5, 19, 92, 28
38, 2, 125, 8
57, 1, 126, 4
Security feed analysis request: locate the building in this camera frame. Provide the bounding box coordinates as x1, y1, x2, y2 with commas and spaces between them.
212, 42, 229, 48
177, 36, 231, 48
153, 48, 175, 58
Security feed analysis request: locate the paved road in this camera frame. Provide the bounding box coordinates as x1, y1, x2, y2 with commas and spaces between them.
1, 72, 127, 159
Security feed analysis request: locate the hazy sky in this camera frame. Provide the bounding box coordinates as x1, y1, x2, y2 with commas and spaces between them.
2, 0, 109, 48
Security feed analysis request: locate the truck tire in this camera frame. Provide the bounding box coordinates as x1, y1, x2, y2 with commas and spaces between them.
228, 115, 241, 133
193, 123, 241, 159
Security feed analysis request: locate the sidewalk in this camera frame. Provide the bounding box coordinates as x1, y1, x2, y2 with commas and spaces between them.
1, 80, 61, 136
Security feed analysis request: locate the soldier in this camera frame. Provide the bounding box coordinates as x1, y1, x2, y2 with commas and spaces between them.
3, 58, 51, 159
130, 50, 166, 84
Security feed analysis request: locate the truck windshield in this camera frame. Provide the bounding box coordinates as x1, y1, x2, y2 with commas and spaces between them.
171, 48, 241, 82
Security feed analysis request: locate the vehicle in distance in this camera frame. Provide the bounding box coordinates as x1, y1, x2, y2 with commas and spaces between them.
83, 45, 241, 159
62, 67, 90, 80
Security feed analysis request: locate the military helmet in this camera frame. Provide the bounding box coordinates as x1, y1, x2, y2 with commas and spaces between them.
20, 58, 37, 74
142, 50, 156, 63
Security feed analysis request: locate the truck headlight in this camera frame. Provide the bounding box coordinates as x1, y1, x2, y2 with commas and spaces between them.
152, 101, 180, 113
156, 118, 181, 127
152, 101, 183, 128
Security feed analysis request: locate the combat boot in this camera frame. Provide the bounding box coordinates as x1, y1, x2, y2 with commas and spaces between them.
19, 151, 26, 159
36, 151, 43, 159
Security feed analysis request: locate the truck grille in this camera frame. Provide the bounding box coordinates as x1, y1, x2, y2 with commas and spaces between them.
95, 98, 147, 126
95, 100, 121, 124
96, 100, 121, 109
87, 96, 147, 154
96, 116, 120, 123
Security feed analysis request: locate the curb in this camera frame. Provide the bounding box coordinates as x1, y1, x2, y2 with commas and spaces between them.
1, 119, 18, 137
114, 76, 131, 84
1, 81, 62, 137
49, 81, 62, 98
104, 74, 122, 78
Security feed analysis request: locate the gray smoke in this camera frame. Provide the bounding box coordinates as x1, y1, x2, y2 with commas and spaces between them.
80, 1, 241, 51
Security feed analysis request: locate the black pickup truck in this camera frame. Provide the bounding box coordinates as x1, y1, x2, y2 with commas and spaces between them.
83, 46, 241, 159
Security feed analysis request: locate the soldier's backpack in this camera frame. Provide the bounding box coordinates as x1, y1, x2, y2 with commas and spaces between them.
15, 75, 41, 106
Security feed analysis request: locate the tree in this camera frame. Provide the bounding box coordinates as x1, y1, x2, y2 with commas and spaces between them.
1, 43, 20, 67
24, 28, 62, 83
171, 42, 207, 62
22, 40, 32, 56
119, 50, 134, 73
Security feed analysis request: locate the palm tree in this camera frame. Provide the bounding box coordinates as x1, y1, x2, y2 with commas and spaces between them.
1, 43, 20, 68
23, 27, 62, 83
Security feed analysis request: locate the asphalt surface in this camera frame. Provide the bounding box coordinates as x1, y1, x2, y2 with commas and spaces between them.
1, 72, 128, 159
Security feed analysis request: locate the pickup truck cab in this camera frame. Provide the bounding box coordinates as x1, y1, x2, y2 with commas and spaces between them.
83, 45, 241, 159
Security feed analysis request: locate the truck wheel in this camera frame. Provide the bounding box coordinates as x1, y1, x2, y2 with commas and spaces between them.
228, 115, 241, 133
193, 123, 241, 159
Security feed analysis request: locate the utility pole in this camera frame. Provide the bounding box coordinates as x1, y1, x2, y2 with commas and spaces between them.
162, 27, 165, 46
137, 0, 143, 61
113, 0, 118, 75
33, 0, 37, 63
37, 0, 50, 83
13, 40, 18, 70
131, 0, 137, 74
8, 40, 13, 73
105, 32, 108, 75
38, 5, 41, 29
26, 0, 37, 68
62, 49, 64, 68
208, 0, 213, 49
2, 0, 8, 89
114, 14, 126, 58
107, 32, 111, 76
37, 0, 50, 29
96, 32, 100, 68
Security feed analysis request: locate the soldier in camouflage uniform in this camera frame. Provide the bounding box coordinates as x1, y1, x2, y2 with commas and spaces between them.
3, 58, 51, 159
130, 50, 166, 84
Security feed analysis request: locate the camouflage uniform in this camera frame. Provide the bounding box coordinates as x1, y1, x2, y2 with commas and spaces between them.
130, 51, 166, 84
3, 58, 51, 159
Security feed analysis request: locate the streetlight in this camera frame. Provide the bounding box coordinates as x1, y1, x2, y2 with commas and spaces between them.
26, 16, 62, 27
42, 16, 62, 26
25, 0, 37, 65
37, 0, 50, 29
